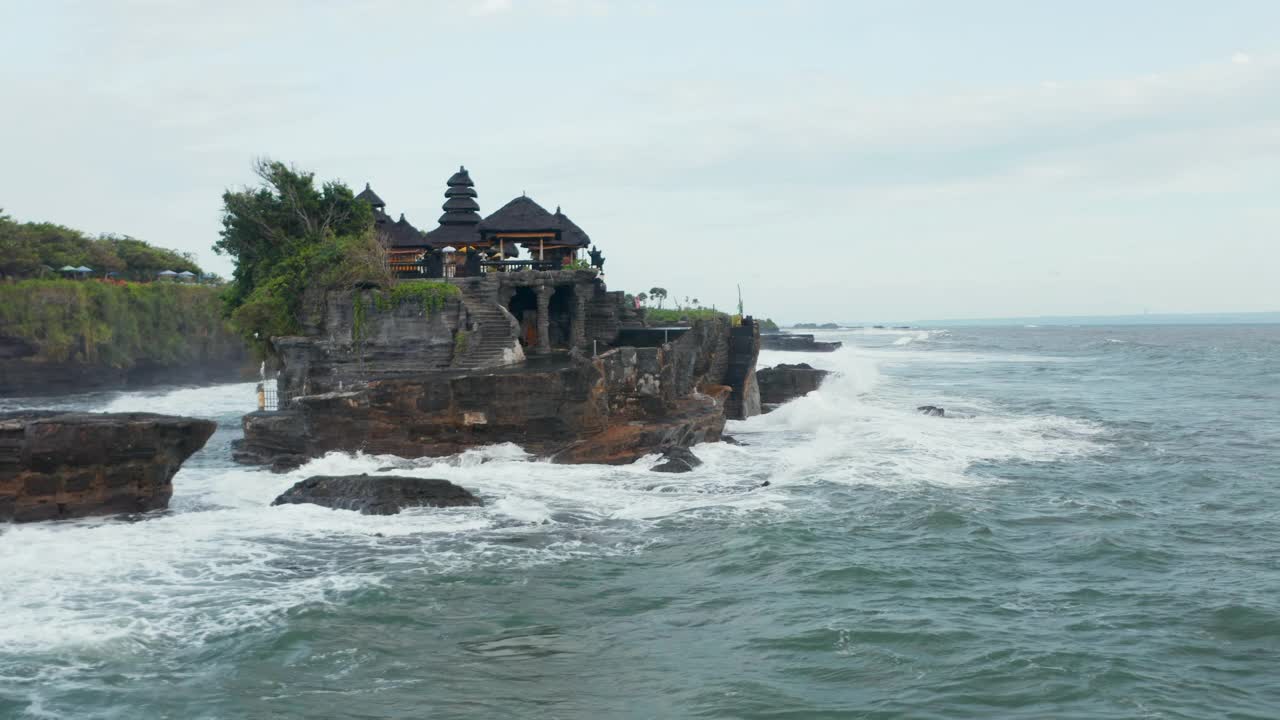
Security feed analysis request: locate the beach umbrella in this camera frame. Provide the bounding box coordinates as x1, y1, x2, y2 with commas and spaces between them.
157, 270, 178, 277
176, 271, 196, 278
74, 266, 93, 273
59, 265, 77, 272
441, 246, 457, 253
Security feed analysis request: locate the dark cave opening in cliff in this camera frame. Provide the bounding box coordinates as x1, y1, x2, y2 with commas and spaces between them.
549, 286, 573, 349
508, 287, 538, 348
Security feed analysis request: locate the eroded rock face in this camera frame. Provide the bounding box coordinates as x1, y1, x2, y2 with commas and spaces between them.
238, 314, 760, 469
0, 412, 216, 522
757, 363, 831, 411
271, 474, 482, 515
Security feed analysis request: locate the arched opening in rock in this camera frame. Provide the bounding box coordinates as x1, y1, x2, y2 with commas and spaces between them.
549, 286, 575, 349
508, 287, 538, 348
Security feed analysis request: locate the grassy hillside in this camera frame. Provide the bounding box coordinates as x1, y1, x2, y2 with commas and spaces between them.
0, 280, 242, 369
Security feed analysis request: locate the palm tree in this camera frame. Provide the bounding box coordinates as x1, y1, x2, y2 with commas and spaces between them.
648, 287, 668, 309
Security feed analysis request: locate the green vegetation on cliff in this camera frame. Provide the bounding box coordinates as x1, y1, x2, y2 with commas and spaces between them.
0, 280, 241, 368
215, 161, 385, 350
644, 307, 728, 325
352, 281, 459, 344
0, 211, 203, 280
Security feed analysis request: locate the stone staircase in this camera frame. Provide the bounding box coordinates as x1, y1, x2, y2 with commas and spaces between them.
452, 280, 523, 370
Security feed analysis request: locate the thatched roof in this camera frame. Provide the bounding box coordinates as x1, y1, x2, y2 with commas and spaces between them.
355, 183, 386, 208
424, 223, 490, 250
442, 196, 480, 213
479, 195, 558, 233
447, 166, 473, 187
552, 207, 591, 248
381, 213, 427, 248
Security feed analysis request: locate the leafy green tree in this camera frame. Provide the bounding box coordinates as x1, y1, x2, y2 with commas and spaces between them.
648, 287, 668, 309
0, 210, 201, 280
216, 159, 374, 313
215, 160, 384, 351
0, 211, 41, 277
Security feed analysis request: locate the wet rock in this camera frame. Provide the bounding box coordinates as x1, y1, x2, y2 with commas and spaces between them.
760, 333, 842, 352
651, 446, 703, 473
757, 363, 831, 410
917, 405, 946, 417
272, 473, 482, 515
0, 411, 216, 522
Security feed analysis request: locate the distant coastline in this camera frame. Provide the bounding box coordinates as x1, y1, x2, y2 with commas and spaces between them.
790, 311, 1280, 328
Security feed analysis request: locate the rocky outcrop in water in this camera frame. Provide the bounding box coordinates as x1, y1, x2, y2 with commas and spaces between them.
757, 363, 830, 411
651, 446, 702, 473
759, 333, 842, 352
917, 405, 946, 417
0, 412, 216, 522
271, 474, 482, 515
237, 312, 760, 470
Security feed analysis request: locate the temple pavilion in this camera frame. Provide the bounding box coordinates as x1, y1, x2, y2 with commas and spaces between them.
362, 166, 597, 278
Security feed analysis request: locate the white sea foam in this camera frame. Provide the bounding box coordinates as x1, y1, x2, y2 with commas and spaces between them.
94, 381, 259, 418
0, 333, 1101, 656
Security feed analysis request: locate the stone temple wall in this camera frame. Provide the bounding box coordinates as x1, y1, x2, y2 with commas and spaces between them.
276, 290, 465, 398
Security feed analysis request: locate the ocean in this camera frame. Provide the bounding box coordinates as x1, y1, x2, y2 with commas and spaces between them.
1, 324, 1278, 719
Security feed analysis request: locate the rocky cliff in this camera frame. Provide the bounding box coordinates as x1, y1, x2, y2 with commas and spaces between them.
236, 306, 759, 469
0, 412, 216, 522
0, 281, 249, 396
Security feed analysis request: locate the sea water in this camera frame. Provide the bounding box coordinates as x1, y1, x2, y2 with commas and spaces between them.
1, 325, 1277, 719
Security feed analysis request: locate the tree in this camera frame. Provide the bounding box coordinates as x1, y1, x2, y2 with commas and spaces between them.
648, 287, 668, 309
215, 158, 373, 312
635, 292, 648, 305
215, 159, 382, 349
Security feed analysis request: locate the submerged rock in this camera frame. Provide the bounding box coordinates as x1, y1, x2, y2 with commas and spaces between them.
917, 405, 946, 417
651, 446, 703, 474
0, 411, 216, 522
271, 473, 482, 515
757, 363, 830, 411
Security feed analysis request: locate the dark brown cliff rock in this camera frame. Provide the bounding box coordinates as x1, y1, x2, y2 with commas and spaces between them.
0, 412, 216, 522
272, 474, 482, 515
237, 315, 757, 469
757, 363, 830, 411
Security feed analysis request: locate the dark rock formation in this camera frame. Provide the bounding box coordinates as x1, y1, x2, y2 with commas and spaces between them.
759, 333, 842, 352
917, 405, 946, 417
651, 446, 702, 473
723, 319, 762, 420
238, 313, 758, 470
757, 363, 830, 411
271, 474, 482, 515
0, 412, 216, 522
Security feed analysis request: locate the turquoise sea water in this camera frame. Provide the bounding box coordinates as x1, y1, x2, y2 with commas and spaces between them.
2, 324, 1278, 719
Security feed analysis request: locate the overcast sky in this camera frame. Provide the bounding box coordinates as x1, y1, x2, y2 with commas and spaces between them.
3, 0, 1278, 322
